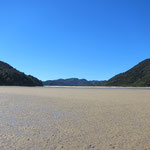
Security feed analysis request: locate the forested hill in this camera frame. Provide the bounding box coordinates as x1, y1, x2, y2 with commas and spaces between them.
0, 61, 43, 86
43, 78, 106, 86
107, 59, 150, 87
2, 58, 150, 87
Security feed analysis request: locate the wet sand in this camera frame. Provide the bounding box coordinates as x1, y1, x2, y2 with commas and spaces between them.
0, 86, 150, 150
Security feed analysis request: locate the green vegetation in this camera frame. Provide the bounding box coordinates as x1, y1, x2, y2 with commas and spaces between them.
0, 61, 43, 86
107, 59, 150, 87
2, 58, 150, 87
43, 78, 106, 86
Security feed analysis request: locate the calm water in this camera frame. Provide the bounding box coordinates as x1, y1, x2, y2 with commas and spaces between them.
44, 86, 150, 90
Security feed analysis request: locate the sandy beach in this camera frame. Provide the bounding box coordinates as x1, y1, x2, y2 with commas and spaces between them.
0, 86, 150, 150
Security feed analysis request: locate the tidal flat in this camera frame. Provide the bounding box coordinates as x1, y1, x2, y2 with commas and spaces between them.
0, 86, 150, 150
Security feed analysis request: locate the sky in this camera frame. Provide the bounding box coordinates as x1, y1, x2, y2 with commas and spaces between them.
0, 0, 150, 81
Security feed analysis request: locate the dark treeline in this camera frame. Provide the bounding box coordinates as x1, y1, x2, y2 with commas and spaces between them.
0, 61, 42, 86
107, 59, 150, 87
44, 59, 150, 87
43, 78, 106, 86
1, 59, 150, 87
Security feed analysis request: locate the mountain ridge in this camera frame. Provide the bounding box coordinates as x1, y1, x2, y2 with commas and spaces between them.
1, 59, 150, 87
107, 59, 150, 87
0, 60, 43, 86
43, 78, 106, 86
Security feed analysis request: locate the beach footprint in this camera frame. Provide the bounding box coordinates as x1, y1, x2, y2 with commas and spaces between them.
109, 143, 116, 149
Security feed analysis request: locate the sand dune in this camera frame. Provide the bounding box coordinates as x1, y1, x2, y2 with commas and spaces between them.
0, 86, 150, 150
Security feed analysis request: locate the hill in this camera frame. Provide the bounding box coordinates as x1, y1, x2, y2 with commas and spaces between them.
43, 78, 106, 86
0, 61, 43, 86
107, 59, 150, 87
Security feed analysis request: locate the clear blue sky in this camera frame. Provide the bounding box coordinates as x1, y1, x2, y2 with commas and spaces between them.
0, 0, 150, 81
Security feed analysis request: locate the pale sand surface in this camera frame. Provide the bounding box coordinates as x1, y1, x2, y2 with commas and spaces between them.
0, 87, 150, 150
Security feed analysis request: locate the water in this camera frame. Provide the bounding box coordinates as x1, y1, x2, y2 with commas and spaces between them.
44, 86, 150, 90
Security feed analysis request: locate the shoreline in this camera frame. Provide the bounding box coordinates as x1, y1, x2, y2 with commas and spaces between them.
43, 85, 150, 90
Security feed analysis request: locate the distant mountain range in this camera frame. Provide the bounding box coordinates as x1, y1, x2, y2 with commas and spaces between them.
0, 61, 42, 86
1, 59, 150, 87
107, 59, 150, 87
44, 59, 150, 87
43, 78, 106, 86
